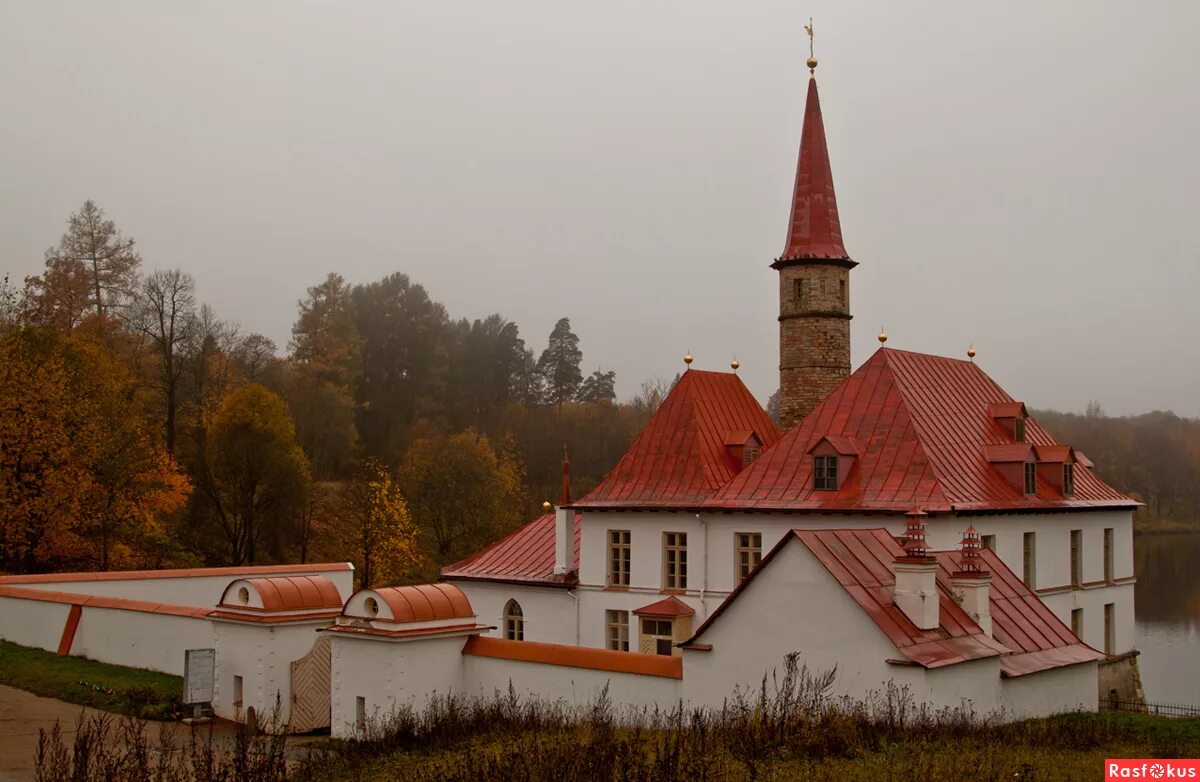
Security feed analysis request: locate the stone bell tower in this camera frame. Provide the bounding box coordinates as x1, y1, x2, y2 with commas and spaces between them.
772, 49, 855, 430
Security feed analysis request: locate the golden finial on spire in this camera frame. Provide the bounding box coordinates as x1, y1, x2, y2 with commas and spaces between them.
731, 357, 740, 372
967, 343, 977, 360
542, 500, 552, 513
805, 18, 818, 73
878, 327, 888, 345
684, 351, 693, 367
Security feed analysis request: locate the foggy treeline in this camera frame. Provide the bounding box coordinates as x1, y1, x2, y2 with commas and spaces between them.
1, 201, 672, 583
1036, 405, 1200, 530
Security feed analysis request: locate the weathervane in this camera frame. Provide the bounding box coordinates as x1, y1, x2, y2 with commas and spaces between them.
805, 18, 818, 74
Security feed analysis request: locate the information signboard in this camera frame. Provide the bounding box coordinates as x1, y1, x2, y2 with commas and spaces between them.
183, 648, 215, 705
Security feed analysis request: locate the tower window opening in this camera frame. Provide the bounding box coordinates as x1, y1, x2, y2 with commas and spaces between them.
839, 279, 846, 306
793, 278, 804, 305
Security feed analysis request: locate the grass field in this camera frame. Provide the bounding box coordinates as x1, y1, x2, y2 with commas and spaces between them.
0, 640, 182, 719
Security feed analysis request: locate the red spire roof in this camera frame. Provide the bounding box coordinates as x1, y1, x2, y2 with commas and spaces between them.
777, 76, 850, 263
575, 370, 780, 509
707, 348, 1137, 512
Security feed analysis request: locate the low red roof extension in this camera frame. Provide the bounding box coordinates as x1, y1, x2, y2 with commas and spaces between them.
463, 635, 683, 679
683, 528, 1102, 676
574, 370, 780, 509
707, 348, 1136, 513
633, 596, 695, 617
440, 513, 580, 587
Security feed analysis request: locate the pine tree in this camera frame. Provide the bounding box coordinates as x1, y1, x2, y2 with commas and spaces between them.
577, 369, 617, 404
537, 317, 583, 408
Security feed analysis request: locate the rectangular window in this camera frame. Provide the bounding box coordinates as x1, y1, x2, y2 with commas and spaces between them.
663, 532, 687, 590
642, 618, 674, 656
1071, 608, 1084, 638
1063, 463, 1075, 496
608, 530, 631, 587
980, 534, 996, 551
813, 455, 838, 490
838, 279, 846, 305
1104, 528, 1114, 581
1070, 529, 1082, 586
736, 533, 763, 581
1023, 532, 1036, 589
742, 446, 760, 467
1104, 603, 1115, 655
233, 675, 243, 707
606, 610, 629, 652
793, 278, 804, 304
355, 696, 367, 734
1014, 416, 1026, 443
1023, 462, 1037, 495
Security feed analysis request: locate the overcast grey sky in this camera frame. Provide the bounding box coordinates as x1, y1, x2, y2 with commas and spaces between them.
2, 1, 1196, 416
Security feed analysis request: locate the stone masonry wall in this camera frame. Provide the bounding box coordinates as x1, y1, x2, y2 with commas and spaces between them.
777, 262, 851, 430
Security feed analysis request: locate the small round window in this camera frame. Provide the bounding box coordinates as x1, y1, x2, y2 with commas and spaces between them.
237, 586, 250, 605
364, 597, 379, 617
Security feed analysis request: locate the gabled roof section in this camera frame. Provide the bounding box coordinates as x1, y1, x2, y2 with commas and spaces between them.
575, 370, 780, 509
684, 528, 1103, 676
439, 513, 580, 587
633, 596, 695, 617
707, 348, 1137, 512
988, 402, 1028, 419
808, 434, 859, 456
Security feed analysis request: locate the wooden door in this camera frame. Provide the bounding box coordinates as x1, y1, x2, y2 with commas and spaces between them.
289, 635, 332, 733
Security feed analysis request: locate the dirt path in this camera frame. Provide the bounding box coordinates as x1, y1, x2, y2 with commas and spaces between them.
0, 683, 109, 781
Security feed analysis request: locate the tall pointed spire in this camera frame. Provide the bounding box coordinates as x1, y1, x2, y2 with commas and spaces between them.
772, 27, 856, 431
778, 72, 850, 262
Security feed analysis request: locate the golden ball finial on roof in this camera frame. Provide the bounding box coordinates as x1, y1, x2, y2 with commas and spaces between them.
804, 18, 817, 74
806, 56, 818, 72
967, 344, 977, 360
541, 500, 552, 513
731, 358, 740, 372
684, 352, 693, 366
878, 328, 888, 345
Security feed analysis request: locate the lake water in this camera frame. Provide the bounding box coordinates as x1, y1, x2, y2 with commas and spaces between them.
1134, 533, 1200, 705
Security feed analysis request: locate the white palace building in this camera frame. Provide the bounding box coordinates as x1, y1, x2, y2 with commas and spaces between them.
0, 57, 1142, 737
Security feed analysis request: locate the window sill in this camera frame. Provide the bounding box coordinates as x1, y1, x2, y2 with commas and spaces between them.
603, 585, 629, 592
658, 588, 687, 596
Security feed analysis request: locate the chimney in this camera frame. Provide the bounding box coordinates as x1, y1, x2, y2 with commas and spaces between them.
893, 510, 939, 630
950, 525, 992, 636
554, 447, 572, 576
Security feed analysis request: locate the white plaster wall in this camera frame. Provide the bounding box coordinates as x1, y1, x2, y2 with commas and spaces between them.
0, 596, 72, 652
71, 607, 214, 675
330, 635, 468, 739
1042, 582, 1135, 654
679, 541, 917, 711
461, 655, 681, 716
8, 566, 354, 608
451, 581, 577, 645
211, 621, 327, 726
908, 658, 1004, 717
1001, 662, 1099, 718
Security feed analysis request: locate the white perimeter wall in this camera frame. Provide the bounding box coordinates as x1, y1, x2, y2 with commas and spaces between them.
6, 566, 355, 608
451, 581, 578, 645
0, 595, 72, 651
461, 654, 681, 716
330, 634, 468, 738
1001, 662, 1099, 719
212, 621, 326, 725
69, 606, 214, 675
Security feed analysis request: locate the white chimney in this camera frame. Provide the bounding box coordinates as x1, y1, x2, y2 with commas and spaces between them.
950, 525, 992, 636
553, 447, 572, 576
893, 510, 939, 630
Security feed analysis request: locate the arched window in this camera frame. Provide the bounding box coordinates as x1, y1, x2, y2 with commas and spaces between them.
503, 599, 524, 641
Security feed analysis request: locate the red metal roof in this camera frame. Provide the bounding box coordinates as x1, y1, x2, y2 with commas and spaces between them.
984, 443, 1033, 463
366, 583, 474, 623
776, 76, 850, 263
632, 596, 695, 617
575, 370, 780, 509
685, 528, 1102, 675
463, 636, 683, 679
218, 575, 343, 613
706, 348, 1137, 512
439, 513, 581, 586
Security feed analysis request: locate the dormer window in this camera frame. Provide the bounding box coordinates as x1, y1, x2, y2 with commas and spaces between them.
814, 455, 838, 490
989, 402, 1029, 442
1063, 463, 1075, 496
1023, 462, 1037, 495
743, 446, 760, 467
1014, 416, 1026, 443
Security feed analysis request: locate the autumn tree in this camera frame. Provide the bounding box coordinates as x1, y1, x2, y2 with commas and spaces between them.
398, 430, 525, 565
234, 333, 279, 384
0, 328, 189, 572
325, 461, 419, 588
22, 257, 93, 333
199, 383, 310, 565
43, 200, 142, 329
0, 274, 18, 330
537, 317, 583, 408
129, 269, 196, 453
